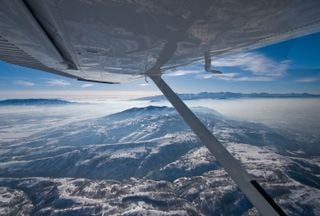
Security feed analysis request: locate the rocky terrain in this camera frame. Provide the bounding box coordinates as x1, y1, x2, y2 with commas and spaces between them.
0, 106, 319, 215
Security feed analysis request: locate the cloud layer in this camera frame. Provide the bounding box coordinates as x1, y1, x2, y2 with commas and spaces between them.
166, 52, 290, 82
212, 52, 289, 77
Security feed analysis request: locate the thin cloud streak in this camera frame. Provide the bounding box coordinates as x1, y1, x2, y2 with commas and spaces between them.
47, 79, 71, 86
13, 80, 35, 87
197, 73, 240, 80
197, 73, 275, 81
294, 77, 320, 83
138, 83, 150, 86
81, 83, 94, 88
165, 70, 198, 77
235, 76, 275, 81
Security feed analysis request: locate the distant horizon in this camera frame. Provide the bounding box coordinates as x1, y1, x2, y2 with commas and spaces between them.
1, 91, 319, 101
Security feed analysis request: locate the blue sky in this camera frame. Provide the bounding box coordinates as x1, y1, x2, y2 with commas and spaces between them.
0, 32, 320, 99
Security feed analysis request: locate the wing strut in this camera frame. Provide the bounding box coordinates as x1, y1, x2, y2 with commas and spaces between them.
149, 74, 286, 216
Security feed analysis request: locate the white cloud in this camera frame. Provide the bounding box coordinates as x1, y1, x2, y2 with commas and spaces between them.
197, 72, 240, 80
212, 52, 290, 77
294, 77, 319, 83
235, 76, 275, 81
13, 80, 35, 87
194, 52, 290, 82
47, 79, 70, 86
81, 83, 94, 88
196, 72, 275, 82
165, 70, 198, 77
163, 52, 289, 82
196, 73, 215, 79
138, 83, 150, 86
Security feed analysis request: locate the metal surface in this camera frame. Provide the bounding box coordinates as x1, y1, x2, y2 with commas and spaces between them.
150, 75, 284, 216
1, 0, 320, 83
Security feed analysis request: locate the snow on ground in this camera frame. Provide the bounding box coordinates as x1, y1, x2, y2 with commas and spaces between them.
0, 103, 319, 215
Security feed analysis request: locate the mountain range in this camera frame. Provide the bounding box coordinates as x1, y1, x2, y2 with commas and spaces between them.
0, 98, 74, 106
0, 106, 319, 215
138, 92, 320, 101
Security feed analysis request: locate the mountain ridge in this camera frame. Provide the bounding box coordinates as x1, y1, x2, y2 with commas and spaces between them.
0, 98, 75, 106
0, 105, 319, 215
138, 92, 320, 101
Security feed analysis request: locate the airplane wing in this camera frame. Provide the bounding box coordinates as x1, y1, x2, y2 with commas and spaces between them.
1, 1, 320, 215
1, 0, 320, 83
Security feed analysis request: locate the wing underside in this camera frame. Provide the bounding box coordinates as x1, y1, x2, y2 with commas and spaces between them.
2, 2, 319, 215
1, 0, 320, 83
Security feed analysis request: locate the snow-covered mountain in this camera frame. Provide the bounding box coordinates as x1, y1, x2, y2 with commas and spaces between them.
138, 92, 320, 101
0, 106, 319, 215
